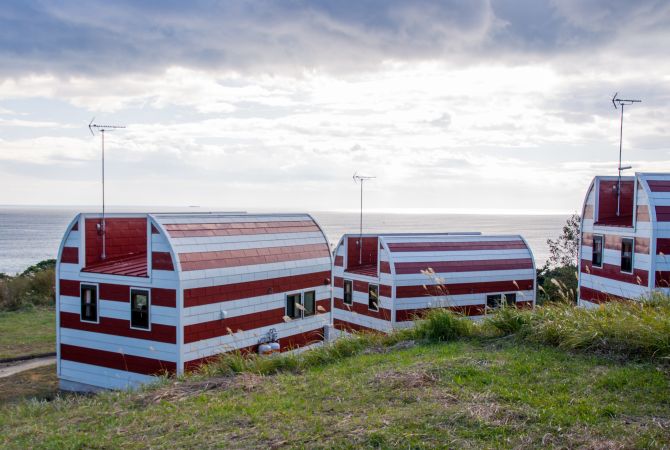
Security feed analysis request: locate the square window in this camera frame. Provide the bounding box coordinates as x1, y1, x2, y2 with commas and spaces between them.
592, 235, 603, 268
621, 238, 634, 273
486, 294, 502, 309
343, 279, 353, 305
80, 284, 98, 322
130, 289, 150, 330
286, 293, 302, 319
303, 291, 316, 317
368, 284, 379, 311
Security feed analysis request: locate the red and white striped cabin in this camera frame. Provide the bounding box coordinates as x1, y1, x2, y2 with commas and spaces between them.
56, 212, 332, 391
331, 233, 536, 333
578, 173, 670, 306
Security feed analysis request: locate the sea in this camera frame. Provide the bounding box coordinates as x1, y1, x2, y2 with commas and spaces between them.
0, 207, 569, 275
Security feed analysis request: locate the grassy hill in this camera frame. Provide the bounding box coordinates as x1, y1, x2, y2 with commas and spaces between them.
2, 302, 670, 449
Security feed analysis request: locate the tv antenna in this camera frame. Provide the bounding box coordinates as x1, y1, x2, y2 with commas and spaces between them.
611, 93, 641, 216
88, 118, 126, 260
353, 172, 376, 265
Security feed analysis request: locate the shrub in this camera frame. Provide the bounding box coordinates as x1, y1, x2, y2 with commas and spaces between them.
412, 308, 472, 342
0, 260, 55, 311
484, 306, 532, 335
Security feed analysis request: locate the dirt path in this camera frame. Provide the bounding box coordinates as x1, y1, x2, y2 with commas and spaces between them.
0, 356, 56, 378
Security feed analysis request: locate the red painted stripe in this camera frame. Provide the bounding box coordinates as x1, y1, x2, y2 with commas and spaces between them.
579, 286, 629, 304
60, 247, 79, 264
580, 260, 648, 286
164, 220, 320, 238
396, 279, 533, 298
71, 222, 79, 231
334, 276, 343, 288
184, 299, 330, 344
655, 272, 670, 288
183, 328, 325, 371
657, 238, 670, 255
655, 206, 670, 222
394, 258, 533, 275
387, 241, 527, 252
334, 255, 343, 267
60, 343, 175, 376
184, 270, 330, 308
334, 298, 391, 321
179, 243, 330, 271
60, 311, 176, 344
333, 318, 380, 333
380, 261, 391, 273
99, 283, 131, 302
346, 281, 392, 298
152, 288, 177, 308
60, 279, 80, 297
151, 252, 174, 271
151, 224, 160, 234
647, 180, 670, 192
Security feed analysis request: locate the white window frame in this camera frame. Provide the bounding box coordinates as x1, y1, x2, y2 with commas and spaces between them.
80, 283, 100, 324
303, 290, 316, 317
129, 287, 151, 331
368, 284, 379, 312
343, 279, 353, 306
620, 237, 635, 275
592, 234, 604, 268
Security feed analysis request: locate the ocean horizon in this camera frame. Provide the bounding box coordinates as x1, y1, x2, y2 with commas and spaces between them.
0, 206, 569, 274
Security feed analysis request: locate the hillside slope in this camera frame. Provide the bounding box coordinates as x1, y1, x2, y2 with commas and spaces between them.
2, 338, 669, 449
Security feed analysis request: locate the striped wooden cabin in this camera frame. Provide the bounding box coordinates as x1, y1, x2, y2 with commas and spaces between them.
56, 212, 332, 391
578, 173, 670, 306
331, 233, 536, 333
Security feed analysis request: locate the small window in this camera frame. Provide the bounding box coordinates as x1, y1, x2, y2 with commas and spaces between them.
303, 291, 316, 317
487, 293, 517, 310
621, 238, 634, 273
80, 284, 98, 322
592, 235, 603, 268
343, 279, 353, 305
286, 293, 302, 320
130, 289, 150, 330
368, 284, 379, 311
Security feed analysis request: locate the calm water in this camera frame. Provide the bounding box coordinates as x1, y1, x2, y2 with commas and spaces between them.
0, 207, 568, 274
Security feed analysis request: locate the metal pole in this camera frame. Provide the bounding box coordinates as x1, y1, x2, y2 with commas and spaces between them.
617, 104, 624, 217
359, 179, 363, 265
101, 129, 106, 260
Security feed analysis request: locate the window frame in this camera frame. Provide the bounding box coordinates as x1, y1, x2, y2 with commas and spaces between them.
80, 283, 99, 324
368, 284, 379, 312
303, 290, 316, 317
343, 279, 353, 306
620, 237, 634, 274
130, 288, 151, 331
486, 292, 517, 311
286, 292, 302, 320
592, 234, 604, 268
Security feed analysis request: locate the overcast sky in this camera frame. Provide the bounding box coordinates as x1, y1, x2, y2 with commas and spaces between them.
1, 0, 669, 213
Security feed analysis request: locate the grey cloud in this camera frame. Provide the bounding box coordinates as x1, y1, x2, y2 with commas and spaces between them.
2, 0, 667, 78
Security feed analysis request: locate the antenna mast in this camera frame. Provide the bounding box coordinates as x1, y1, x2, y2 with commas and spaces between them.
88, 118, 126, 260
611, 93, 641, 217
353, 173, 376, 265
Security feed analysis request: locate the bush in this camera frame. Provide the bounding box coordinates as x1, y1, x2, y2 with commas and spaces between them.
0, 260, 55, 311
484, 306, 532, 335
412, 309, 472, 342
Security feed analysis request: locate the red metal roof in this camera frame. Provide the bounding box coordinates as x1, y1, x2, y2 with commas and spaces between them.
82, 253, 148, 277
345, 264, 378, 277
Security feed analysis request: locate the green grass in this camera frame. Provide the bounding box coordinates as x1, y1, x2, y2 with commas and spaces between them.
0, 308, 55, 359
0, 364, 58, 404
1, 339, 669, 449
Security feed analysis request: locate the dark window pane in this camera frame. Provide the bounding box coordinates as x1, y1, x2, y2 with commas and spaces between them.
287, 293, 301, 319
304, 291, 315, 317
131, 290, 150, 329
503, 293, 517, 307
592, 235, 603, 267
368, 284, 379, 311
621, 238, 634, 273
487, 294, 502, 309
80, 285, 98, 322
343, 280, 353, 305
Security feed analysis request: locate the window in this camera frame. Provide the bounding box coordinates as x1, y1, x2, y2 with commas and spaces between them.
130, 289, 150, 330
80, 284, 98, 322
286, 293, 302, 320
303, 291, 316, 317
343, 279, 353, 305
368, 284, 379, 311
592, 235, 603, 268
487, 293, 517, 310
621, 238, 634, 273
